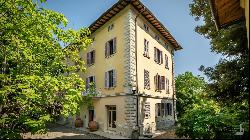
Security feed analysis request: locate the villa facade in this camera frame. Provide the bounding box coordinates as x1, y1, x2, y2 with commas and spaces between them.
77, 0, 182, 137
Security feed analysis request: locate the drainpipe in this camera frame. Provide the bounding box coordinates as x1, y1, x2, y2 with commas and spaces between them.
171, 50, 176, 121
134, 6, 145, 137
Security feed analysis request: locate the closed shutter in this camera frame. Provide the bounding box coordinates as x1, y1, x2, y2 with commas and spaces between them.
113, 37, 116, 53
105, 72, 108, 88
154, 47, 157, 62
93, 50, 95, 64
113, 69, 116, 87
105, 42, 108, 58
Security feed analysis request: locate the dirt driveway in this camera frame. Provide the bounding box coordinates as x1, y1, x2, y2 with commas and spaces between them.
22, 123, 108, 139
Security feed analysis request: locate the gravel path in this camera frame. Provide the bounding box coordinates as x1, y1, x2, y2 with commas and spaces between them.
22, 123, 108, 139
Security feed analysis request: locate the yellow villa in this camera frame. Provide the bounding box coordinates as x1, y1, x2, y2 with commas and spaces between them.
75, 0, 182, 137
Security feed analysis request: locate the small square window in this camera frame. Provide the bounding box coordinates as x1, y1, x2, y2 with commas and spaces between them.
144, 24, 149, 32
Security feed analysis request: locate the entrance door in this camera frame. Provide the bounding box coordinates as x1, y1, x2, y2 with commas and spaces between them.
89, 109, 94, 122
107, 106, 116, 129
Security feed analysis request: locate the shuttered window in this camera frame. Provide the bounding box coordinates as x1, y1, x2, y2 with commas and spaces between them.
166, 78, 170, 94
86, 76, 95, 93
156, 103, 172, 117
144, 69, 150, 89
87, 50, 95, 66
165, 54, 169, 69
143, 39, 149, 58
105, 69, 116, 88
154, 47, 163, 64
154, 74, 165, 91
105, 37, 117, 58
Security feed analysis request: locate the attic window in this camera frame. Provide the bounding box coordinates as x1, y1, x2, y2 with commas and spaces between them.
144, 24, 149, 32
155, 35, 160, 41
108, 24, 114, 32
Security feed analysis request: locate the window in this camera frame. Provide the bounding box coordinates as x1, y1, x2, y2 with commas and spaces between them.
107, 106, 116, 128
144, 69, 150, 89
108, 24, 114, 32
165, 54, 169, 69
166, 103, 172, 116
143, 39, 150, 58
166, 78, 170, 94
154, 74, 165, 91
155, 35, 160, 41
86, 76, 96, 92
87, 50, 95, 66
156, 103, 172, 117
105, 69, 116, 88
105, 38, 116, 58
164, 43, 168, 50
144, 24, 149, 32
154, 47, 163, 64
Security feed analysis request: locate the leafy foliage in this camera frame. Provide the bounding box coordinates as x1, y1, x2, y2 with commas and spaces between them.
175, 72, 206, 118
189, 0, 249, 105
175, 72, 249, 139
0, 0, 92, 138
175, 0, 249, 138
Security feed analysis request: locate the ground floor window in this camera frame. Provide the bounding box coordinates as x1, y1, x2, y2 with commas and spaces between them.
156, 103, 172, 117
107, 106, 116, 128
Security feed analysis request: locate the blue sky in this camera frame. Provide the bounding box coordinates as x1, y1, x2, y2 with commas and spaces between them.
39, 0, 221, 78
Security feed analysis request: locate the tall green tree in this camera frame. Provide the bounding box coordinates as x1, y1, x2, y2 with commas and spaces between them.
0, 0, 92, 138
175, 72, 206, 118
179, 0, 249, 138
189, 0, 249, 105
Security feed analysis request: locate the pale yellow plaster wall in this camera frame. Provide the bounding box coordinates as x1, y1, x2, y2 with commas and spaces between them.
136, 14, 174, 98
92, 96, 126, 131
79, 6, 131, 95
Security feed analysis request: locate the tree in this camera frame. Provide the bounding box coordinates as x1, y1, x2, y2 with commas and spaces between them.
177, 0, 249, 138
189, 0, 249, 105
175, 72, 249, 139
0, 0, 92, 138
175, 72, 206, 118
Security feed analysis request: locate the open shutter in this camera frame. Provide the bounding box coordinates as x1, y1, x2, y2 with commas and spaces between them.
93, 76, 96, 90
105, 72, 108, 88
169, 103, 172, 115
113, 37, 116, 53
154, 75, 157, 91
87, 52, 90, 65
155, 104, 158, 117
93, 50, 95, 64
166, 78, 168, 93
105, 42, 108, 58
147, 41, 149, 57
167, 79, 170, 93
86, 77, 89, 92
161, 76, 165, 90
113, 69, 116, 87
154, 47, 157, 62
160, 51, 163, 64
